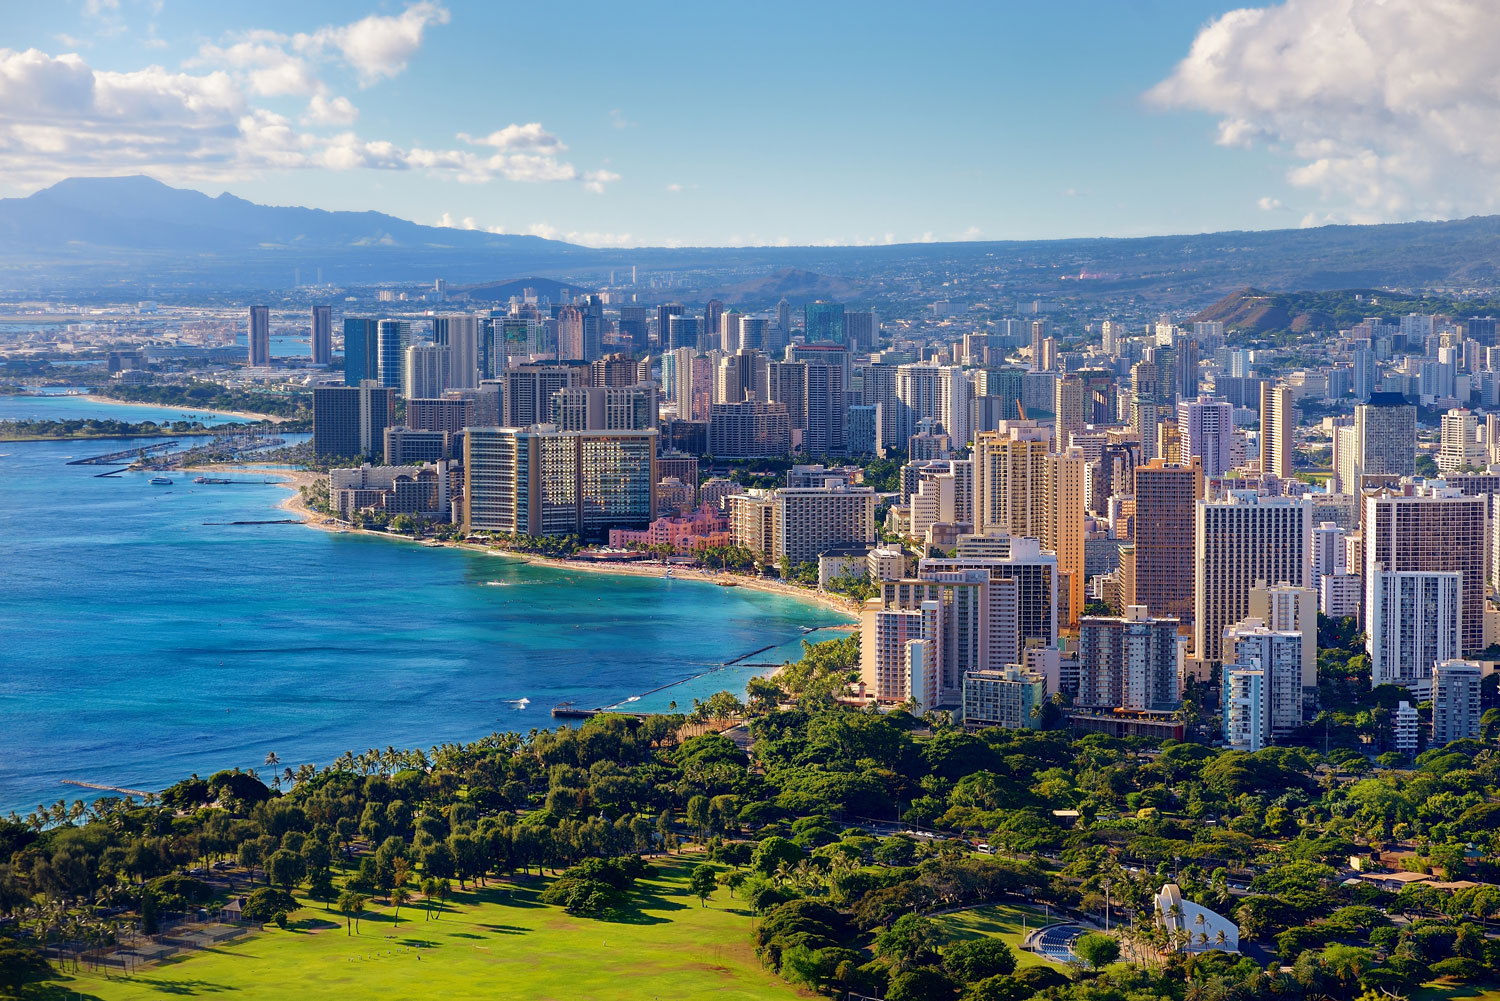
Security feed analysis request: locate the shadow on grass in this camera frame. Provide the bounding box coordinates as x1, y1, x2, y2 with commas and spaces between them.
449, 932, 484, 939
121, 977, 240, 995
476, 924, 528, 935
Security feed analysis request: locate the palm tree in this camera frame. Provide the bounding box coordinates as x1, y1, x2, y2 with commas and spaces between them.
338, 891, 366, 935
264, 752, 281, 790
422, 877, 438, 920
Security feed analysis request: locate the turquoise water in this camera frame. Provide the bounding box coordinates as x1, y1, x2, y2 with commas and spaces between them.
0, 390, 250, 426
0, 396, 850, 815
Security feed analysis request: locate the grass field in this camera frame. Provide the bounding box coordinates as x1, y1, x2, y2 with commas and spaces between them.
930, 903, 1067, 970
47, 860, 805, 1001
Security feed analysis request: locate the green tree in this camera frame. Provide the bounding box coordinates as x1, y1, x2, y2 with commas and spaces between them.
690, 864, 718, 906
944, 937, 1017, 983
1072, 932, 1119, 970
875, 914, 941, 972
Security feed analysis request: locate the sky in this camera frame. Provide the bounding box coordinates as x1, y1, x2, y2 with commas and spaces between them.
2, 0, 1497, 248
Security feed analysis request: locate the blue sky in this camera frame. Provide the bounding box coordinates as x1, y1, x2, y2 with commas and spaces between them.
1, 1, 1489, 246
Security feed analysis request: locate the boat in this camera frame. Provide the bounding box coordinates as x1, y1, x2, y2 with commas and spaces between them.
149, 477, 173, 486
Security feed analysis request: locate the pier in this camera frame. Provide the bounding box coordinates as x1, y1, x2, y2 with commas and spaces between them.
66, 442, 180, 465
62, 779, 154, 798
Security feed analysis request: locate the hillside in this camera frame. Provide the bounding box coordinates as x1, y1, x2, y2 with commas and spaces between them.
1193, 287, 1500, 337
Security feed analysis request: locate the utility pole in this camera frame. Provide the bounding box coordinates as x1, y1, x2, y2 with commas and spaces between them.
1102, 879, 1112, 933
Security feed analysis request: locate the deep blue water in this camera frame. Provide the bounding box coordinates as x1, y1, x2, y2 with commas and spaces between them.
0, 396, 849, 815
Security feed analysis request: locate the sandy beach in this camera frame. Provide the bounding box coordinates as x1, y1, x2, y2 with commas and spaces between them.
207, 463, 861, 620
74, 393, 291, 424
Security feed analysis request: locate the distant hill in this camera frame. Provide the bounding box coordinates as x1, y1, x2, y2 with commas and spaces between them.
710, 268, 860, 307
10, 176, 1500, 302
0, 175, 582, 258
452, 277, 595, 303
1192, 287, 1498, 337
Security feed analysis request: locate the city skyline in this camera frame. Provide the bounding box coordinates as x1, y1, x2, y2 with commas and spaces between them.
5, 0, 1497, 247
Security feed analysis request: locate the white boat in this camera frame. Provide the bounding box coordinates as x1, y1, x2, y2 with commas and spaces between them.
149, 476, 173, 486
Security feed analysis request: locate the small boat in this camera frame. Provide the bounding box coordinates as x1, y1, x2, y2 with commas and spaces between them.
149, 476, 173, 485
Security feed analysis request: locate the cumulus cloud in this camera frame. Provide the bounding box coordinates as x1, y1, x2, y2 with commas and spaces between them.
1149, 0, 1500, 223
293, 2, 450, 86
302, 93, 358, 126
1257, 196, 1283, 211
0, 42, 617, 194
457, 122, 565, 152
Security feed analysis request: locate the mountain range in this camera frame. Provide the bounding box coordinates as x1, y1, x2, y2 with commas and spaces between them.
6, 175, 1500, 305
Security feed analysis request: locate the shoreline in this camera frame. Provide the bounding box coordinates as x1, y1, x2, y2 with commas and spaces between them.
71, 393, 291, 424
203, 463, 861, 621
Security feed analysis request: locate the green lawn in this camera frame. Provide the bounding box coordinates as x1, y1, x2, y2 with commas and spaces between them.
930, 903, 1068, 970
48, 860, 802, 1001
1414, 981, 1500, 1001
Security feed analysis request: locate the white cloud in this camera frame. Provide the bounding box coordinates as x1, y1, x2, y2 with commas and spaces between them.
917, 232, 936, 243
82, 0, 119, 16
609, 108, 633, 129
302, 93, 358, 126
0, 46, 615, 194
192, 40, 319, 97
1257, 196, 1283, 211
665, 182, 681, 192
294, 2, 450, 86
457, 122, 565, 152
582, 168, 620, 194
1149, 0, 1500, 223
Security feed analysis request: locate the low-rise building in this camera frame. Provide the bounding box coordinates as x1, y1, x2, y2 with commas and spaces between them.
961, 666, 1045, 730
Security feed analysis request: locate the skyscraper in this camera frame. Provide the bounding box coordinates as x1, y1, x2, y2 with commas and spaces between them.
1363, 484, 1486, 654
503, 364, 586, 427
804, 302, 846, 344
1128, 458, 1203, 629
1053, 375, 1086, 449
343, 318, 378, 386
434, 314, 482, 389
376, 319, 409, 390
1433, 659, 1483, 746
617, 306, 649, 356
1194, 493, 1312, 666
1259, 382, 1295, 478
1366, 570, 1461, 696
703, 299, 724, 345
313, 381, 395, 459
311, 305, 332, 365
1130, 360, 1162, 461
656, 303, 684, 348
802, 363, 847, 455
1078, 606, 1182, 711
1353, 392, 1417, 485
1177, 395, 1234, 476
403, 344, 452, 399
668, 314, 701, 352
464, 425, 657, 537
248, 305, 270, 367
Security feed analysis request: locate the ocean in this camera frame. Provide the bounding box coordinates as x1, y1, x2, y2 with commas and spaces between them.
0, 393, 850, 815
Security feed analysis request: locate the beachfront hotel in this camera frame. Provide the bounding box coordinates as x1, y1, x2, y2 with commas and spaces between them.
464, 425, 658, 538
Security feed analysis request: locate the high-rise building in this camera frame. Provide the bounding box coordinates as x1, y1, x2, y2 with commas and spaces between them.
1432, 659, 1483, 746
738, 316, 767, 352
1366, 570, 1461, 696
1054, 375, 1086, 448
844, 310, 877, 351
311, 305, 332, 365
861, 601, 942, 709
719, 310, 742, 353
1177, 395, 1235, 476
728, 482, 876, 564
656, 303, 684, 348
939, 367, 973, 448
248, 305, 270, 367
896, 364, 943, 442
1223, 618, 1305, 735
923, 534, 1058, 653
1131, 360, 1163, 461
870, 569, 994, 698
1248, 581, 1318, 691
803, 363, 847, 455
407, 397, 473, 436
1313, 521, 1347, 578
703, 299, 724, 346
503, 364, 585, 427
1363, 484, 1486, 654
1077, 606, 1182, 711
343, 318, 378, 385
404, 344, 451, 400
804, 302, 846, 344
668, 314, 701, 352
708, 400, 792, 458
550, 384, 655, 431
962, 666, 1045, 730
376, 319, 410, 390
1194, 493, 1312, 666
1048, 447, 1087, 628
617, 306, 649, 356
973, 424, 1052, 539
1127, 458, 1203, 629
1353, 392, 1417, 483
464, 425, 657, 537
1439, 407, 1485, 472
1222, 666, 1269, 752
1259, 382, 1295, 478
434, 314, 482, 389
313, 381, 395, 459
